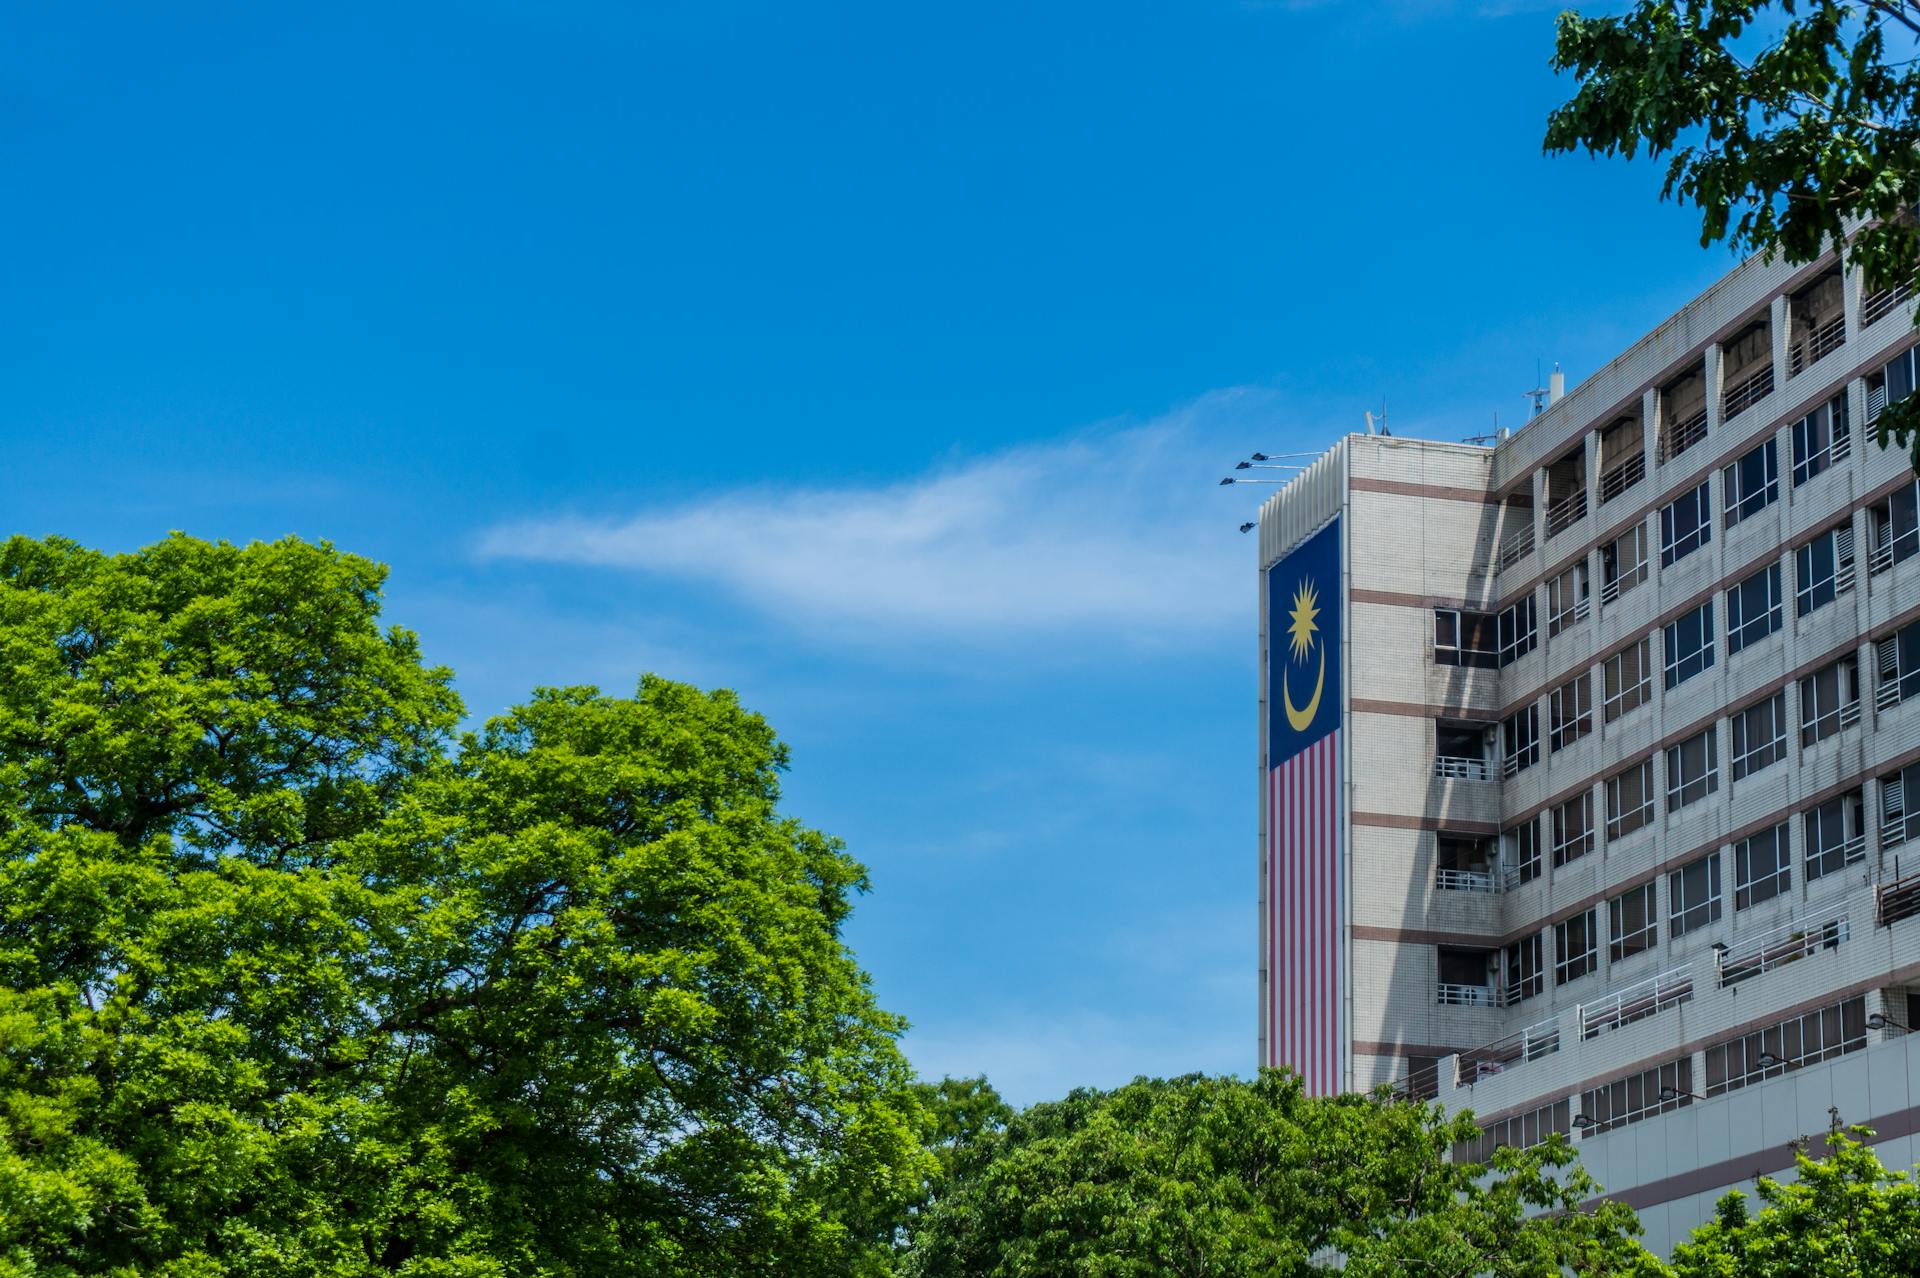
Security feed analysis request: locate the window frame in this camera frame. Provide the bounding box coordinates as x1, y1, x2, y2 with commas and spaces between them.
1660, 480, 1713, 567
1554, 910, 1599, 985
1722, 438, 1779, 526
1606, 760, 1655, 840
1726, 563, 1784, 655
1668, 853, 1723, 940
1603, 637, 1653, 721
1608, 882, 1658, 963
1666, 727, 1720, 811
1734, 823, 1792, 910
1730, 691, 1788, 782
1663, 601, 1716, 690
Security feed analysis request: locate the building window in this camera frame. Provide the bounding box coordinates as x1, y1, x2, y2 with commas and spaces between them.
1791, 392, 1849, 485
1603, 638, 1653, 721
1867, 345, 1918, 423
1730, 691, 1788, 781
1878, 621, 1920, 710
1726, 563, 1783, 655
1437, 947, 1496, 1005
1608, 882, 1658, 962
1502, 819, 1541, 887
1497, 596, 1538, 667
1503, 933, 1545, 1006
1795, 521, 1856, 616
1805, 789, 1867, 881
1548, 674, 1593, 753
1455, 1098, 1570, 1164
1547, 562, 1591, 637
1800, 655, 1860, 746
1663, 601, 1715, 689
1881, 762, 1920, 851
1704, 997, 1866, 1097
1580, 1060, 1693, 1134
1502, 706, 1539, 776
1666, 728, 1719, 811
1555, 910, 1598, 985
1434, 609, 1499, 669
1601, 522, 1650, 604
1723, 438, 1779, 526
1660, 481, 1713, 567
1869, 478, 1920, 575
1734, 823, 1792, 910
1668, 853, 1723, 939
1552, 791, 1595, 866
1606, 760, 1655, 840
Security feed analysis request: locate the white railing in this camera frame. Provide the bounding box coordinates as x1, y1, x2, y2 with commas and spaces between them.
1437, 982, 1497, 1007
1599, 453, 1646, 504
1500, 522, 1536, 568
1790, 315, 1846, 374
1865, 283, 1914, 327
1435, 867, 1498, 893
1662, 410, 1709, 460
1500, 862, 1538, 891
1578, 964, 1694, 1040
1878, 677, 1907, 712
1717, 914, 1849, 988
1871, 527, 1918, 575
1455, 1014, 1561, 1084
1833, 424, 1854, 464
1723, 365, 1775, 419
1434, 755, 1493, 782
1502, 751, 1532, 779
1545, 488, 1587, 537
1883, 814, 1916, 851
1549, 599, 1590, 633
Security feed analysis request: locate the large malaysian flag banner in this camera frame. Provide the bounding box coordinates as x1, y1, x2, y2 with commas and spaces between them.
1265, 516, 1344, 1095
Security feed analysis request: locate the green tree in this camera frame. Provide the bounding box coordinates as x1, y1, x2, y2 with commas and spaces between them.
0, 533, 930, 1277
901, 1070, 1660, 1278
1544, 1, 1920, 467
1670, 1128, 1920, 1276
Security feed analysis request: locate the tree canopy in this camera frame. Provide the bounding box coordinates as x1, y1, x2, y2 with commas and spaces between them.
901, 1070, 1660, 1278
1545, 0, 1920, 466
0, 533, 930, 1277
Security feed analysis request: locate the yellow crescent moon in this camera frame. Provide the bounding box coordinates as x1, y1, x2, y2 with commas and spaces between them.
1282, 645, 1325, 732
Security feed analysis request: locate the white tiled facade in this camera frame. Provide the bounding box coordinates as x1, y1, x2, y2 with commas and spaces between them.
1258, 242, 1920, 1245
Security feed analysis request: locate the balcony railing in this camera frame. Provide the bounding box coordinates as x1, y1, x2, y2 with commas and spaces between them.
1790, 314, 1846, 375
1723, 365, 1775, 420
1803, 699, 1862, 745
1871, 527, 1918, 575
1434, 755, 1493, 782
1545, 488, 1587, 538
1386, 1059, 1442, 1102
1598, 452, 1645, 504
1717, 914, 1849, 988
1865, 283, 1915, 327
1455, 1014, 1560, 1085
1877, 867, 1920, 927
1435, 867, 1499, 893
1661, 410, 1709, 461
1578, 964, 1693, 1040
1877, 676, 1908, 712
1883, 813, 1918, 851
1500, 521, 1536, 568
1437, 982, 1497, 1007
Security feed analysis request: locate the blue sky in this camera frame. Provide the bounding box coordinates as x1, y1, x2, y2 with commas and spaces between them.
4, 1, 1733, 1103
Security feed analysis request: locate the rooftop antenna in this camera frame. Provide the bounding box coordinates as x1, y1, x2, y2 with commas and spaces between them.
1525, 360, 1549, 418
1461, 411, 1500, 447
1363, 399, 1390, 437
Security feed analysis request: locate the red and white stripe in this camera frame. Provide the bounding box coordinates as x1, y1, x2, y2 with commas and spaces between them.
1267, 728, 1342, 1095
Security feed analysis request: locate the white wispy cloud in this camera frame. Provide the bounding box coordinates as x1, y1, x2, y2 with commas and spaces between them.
478, 387, 1312, 647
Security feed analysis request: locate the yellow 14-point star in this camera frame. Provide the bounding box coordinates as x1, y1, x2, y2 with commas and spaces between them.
1287, 580, 1320, 663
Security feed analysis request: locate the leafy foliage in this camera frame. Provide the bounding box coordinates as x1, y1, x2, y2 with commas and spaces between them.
0, 533, 929, 1277
900, 1070, 1661, 1278
1670, 1128, 1920, 1277
1545, 1, 1920, 467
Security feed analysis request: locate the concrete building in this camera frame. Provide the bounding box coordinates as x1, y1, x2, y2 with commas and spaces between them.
1257, 241, 1920, 1251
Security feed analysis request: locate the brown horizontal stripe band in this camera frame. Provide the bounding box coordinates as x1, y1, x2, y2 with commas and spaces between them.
1350, 811, 1500, 837
1350, 476, 1499, 505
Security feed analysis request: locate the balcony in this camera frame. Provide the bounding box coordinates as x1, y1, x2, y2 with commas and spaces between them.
1499, 520, 1535, 569
1435, 867, 1498, 893
1579, 964, 1693, 1040
1437, 982, 1497, 1007
1433, 755, 1493, 782
1790, 313, 1846, 374
1716, 914, 1849, 988
1545, 488, 1586, 538
1877, 867, 1920, 927
1865, 282, 1915, 327
1598, 452, 1644, 504
1723, 364, 1775, 420
1455, 1014, 1560, 1084
1660, 409, 1709, 462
